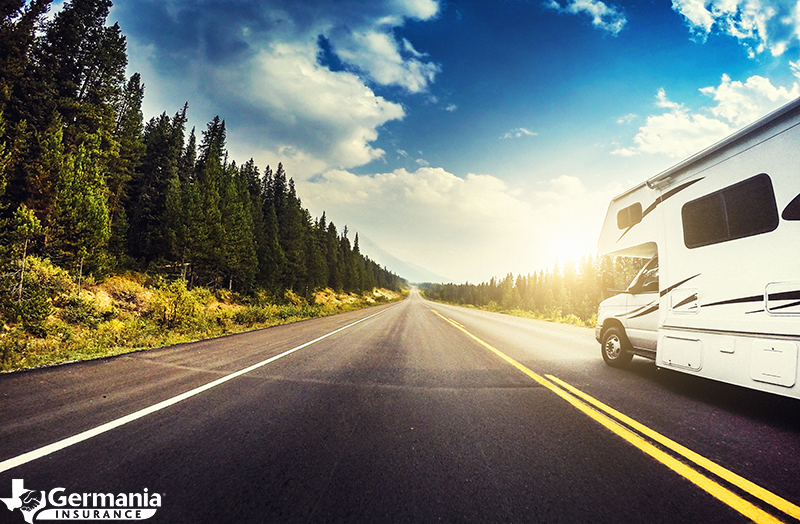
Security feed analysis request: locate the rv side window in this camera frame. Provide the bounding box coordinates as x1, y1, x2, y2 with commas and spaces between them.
783, 193, 800, 220
627, 256, 658, 293
617, 202, 642, 229
681, 174, 778, 249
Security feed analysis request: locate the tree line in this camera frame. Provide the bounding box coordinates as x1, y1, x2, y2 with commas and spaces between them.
419, 256, 648, 324
0, 0, 404, 303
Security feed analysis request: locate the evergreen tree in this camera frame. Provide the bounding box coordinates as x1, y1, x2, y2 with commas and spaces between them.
325, 221, 343, 291
107, 72, 144, 262
276, 173, 307, 291
340, 227, 355, 291
302, 212, 328, 294
240, 159, 269, 287
127, 107, 185, 264
258, 165, 286, 291
219, 161, 257, 291
35, 0, 126, 147
43, 125, 110, 273
0, 0, 51, 116
194, 116, 226, 282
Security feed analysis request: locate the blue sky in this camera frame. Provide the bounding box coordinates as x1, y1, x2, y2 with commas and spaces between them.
106, 0, 800, 282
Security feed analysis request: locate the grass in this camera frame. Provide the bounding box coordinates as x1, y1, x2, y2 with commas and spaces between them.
429, 299, 597, 329
1, 263, 406, 372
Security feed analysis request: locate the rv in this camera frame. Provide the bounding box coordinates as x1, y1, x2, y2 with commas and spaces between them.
596, 96, 800, 399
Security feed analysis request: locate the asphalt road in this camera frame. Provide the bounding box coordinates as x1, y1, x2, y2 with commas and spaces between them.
2, 289, 800, 523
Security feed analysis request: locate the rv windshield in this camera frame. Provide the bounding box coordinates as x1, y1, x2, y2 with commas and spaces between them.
627, 256, 658, 294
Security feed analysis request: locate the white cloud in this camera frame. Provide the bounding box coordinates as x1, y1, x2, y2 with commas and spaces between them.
299, 167, 616, 282
612, 75, 799, 158
699, 73, 800, 126
333, 29, 441, 93
499, 127, 537, 139
616, 113, 637, 124
115, 0, 441, 177
672, 0, 716, 35
209, 40, 406, 172
671, 0, 800, 57
791, 58, 800, 78
610, 146, 637, 157
546, 0, 627, 35
621, 109, 733, 158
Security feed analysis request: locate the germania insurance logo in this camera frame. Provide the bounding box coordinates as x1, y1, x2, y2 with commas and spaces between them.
1, 479, 161, 522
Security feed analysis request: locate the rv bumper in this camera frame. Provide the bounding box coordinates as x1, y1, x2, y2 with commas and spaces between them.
595, 325, 602, 343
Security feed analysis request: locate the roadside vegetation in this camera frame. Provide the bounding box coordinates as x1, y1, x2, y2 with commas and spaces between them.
0, 259, 405, 372
419, 255, 648, 328
0, 0, 406, 371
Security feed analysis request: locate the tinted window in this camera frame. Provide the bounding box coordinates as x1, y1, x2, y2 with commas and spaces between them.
682, 174, 778, 249
617, 202, 642, 229
628, 256, 659, 293
783, 193, 800, 220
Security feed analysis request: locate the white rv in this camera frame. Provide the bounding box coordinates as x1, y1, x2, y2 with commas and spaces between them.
596, 96, 800, 399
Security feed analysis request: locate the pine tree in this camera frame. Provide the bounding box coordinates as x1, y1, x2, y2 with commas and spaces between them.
43, 126, 110, 274
240, 159, 269, 287
194, 116, 226, 282
219, 162, 257, 291
276, 173, 307, 291
0, 0, 51, 116
258, 165, 286, 291
302, 212, 328, 294
127, 107, 185, 264
106, 72, 144, 262
324, 220, 343, 291
35, 0, 127, 147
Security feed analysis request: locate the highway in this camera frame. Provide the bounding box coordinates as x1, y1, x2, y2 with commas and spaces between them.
2, 289, 800, 523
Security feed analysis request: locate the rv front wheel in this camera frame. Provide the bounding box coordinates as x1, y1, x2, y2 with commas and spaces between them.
601, 327, 633, 368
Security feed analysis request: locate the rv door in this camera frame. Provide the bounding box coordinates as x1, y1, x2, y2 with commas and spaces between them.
624, 256, 659, 351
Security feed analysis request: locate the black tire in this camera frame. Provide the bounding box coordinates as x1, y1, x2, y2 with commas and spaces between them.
601, 326, 634, 368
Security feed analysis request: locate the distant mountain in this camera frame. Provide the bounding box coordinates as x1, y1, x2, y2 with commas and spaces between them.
358, 236, 455, 284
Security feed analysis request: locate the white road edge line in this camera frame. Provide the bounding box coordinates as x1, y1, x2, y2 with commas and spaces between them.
0, 303, 400, 474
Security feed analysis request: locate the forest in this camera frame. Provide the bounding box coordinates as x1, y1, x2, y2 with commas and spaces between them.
0, 0, 403, 322
419, 255, 648, 327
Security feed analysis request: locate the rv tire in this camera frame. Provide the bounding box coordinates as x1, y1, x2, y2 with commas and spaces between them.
601, 326, 634, 368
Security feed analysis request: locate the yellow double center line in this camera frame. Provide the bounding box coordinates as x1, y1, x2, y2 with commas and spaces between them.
431, 309, 800, 524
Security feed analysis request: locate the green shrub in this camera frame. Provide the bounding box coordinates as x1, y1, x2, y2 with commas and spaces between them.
0, 325, 29, 368
104, 275, 146, 306
60, 295, 106, 328
233, 306, 273, 326
283, 290, 304, 307
147, 279, 199, 329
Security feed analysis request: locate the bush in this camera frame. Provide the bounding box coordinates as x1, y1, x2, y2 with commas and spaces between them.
25, 257, 74, 297
60, 295, 107, 328
12, 288, 52, 336
104, 275, 147, 307
233, 306, 273, 326
283, 290, 304, 307
147, 280, 199, 329
0, 325, 28, 367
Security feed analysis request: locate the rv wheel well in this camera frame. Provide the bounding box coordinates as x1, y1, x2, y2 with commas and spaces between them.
601, 318, 626, 339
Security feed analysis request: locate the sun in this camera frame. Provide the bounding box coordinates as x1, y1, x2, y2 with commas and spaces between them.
546, 230, 594, 267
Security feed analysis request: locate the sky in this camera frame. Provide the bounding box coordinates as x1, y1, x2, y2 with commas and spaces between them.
99, 0, 800, 283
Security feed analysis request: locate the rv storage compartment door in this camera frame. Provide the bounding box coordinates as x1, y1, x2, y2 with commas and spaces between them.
659, 336, 702, 371
750, 340, 798, 388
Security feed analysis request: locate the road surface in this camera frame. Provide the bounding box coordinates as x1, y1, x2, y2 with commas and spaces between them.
1, 289, 799, 523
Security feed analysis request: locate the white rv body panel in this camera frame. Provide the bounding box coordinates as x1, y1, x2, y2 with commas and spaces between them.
597, 97, 800, 399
